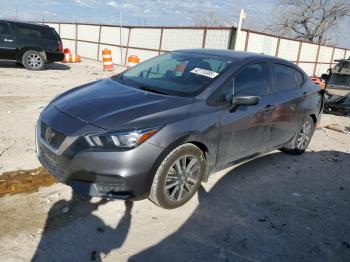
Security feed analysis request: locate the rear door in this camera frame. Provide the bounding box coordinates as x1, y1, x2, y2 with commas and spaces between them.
0, 21, 16, 60
216, 62, 276, 167
269, 63, 306, 148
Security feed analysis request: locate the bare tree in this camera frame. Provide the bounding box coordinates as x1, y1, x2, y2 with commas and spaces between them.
192, 11, 232, 27
274, 0, 350, 44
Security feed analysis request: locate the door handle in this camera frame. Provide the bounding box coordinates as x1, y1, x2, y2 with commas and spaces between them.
4, 38, 14, 42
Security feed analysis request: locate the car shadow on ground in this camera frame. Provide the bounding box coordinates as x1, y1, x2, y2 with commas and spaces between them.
129, 150, 350, 262
0, 61, 70, 70
30, 150, 350, 262
32, 194, 133, 262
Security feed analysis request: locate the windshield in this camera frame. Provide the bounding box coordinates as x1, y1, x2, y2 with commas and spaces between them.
328, 74, 350, 87
116, 52, 233, 97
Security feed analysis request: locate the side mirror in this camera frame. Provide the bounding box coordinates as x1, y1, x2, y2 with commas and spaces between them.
230, 96, 260, 112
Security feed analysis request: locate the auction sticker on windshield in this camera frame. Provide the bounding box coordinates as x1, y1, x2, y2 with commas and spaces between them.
190, 68, 219, 79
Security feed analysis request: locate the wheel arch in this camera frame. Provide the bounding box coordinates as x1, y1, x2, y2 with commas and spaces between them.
18, 48, 47, 62
147, 135, 213, 193
309, 114, 317, 125
187, 141, 209, 157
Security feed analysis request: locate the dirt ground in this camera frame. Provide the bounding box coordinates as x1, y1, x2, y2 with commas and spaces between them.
0, 59, 349, 262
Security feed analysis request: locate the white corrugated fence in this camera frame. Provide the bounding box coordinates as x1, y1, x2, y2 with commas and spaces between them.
45, 22, 350, 76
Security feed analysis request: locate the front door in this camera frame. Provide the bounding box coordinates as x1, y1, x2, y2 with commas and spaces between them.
216, 62, 276, 167
0, 22, 16, 60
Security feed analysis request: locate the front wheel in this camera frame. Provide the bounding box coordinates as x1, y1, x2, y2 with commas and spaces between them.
149, 144, 205, 209
280, 116, 315, 155
22, 50, 45, 70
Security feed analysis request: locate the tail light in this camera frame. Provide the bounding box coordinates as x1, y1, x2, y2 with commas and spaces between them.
58, 40, 63, 53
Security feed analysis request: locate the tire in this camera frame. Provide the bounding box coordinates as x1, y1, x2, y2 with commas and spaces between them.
280, 116, 315, 155
149, 143, 206, 209
22, 50, 45, 71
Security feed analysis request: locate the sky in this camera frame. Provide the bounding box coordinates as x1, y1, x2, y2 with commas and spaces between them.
0, 0, 349, 48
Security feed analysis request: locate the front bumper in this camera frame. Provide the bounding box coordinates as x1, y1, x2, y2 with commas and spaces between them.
36, 120, 164, 200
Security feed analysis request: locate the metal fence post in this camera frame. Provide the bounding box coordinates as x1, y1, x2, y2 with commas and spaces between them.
296, 42, 302, 64
244, 30, 250, 51
124, 27, 131, 66
330, 47, 335, 67
202, 27, 207, 48
275, 37, 281, 57
313, 44, 321, 76
158, 27, 164, 54
119, 16, 123, 65
96, 25, 102, 61
75, 23, 78, 54
227, 27, 234, 50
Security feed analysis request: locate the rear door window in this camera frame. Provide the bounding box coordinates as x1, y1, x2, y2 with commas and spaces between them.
272, 64, 303, 93
15, 24, 55, 40
0, 22, 11, 35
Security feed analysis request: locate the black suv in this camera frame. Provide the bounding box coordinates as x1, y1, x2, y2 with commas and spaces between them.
0, 20, 64, 70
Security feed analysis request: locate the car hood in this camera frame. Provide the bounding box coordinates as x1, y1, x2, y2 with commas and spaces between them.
53, 78, 194, 130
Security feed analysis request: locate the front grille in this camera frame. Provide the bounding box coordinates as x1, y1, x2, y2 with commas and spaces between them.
95, 182, 128, 194
38, 141, 70, 181
41, 121, 66, 149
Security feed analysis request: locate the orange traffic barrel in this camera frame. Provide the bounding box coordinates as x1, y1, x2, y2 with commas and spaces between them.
102, 49, 113, 71
310, 77, 326, 89
63, 48, 71, 54
63, 53, 81, 63
127, 55, 140, 68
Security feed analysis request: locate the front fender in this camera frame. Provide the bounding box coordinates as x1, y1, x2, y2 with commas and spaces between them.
147, 117, 220, 182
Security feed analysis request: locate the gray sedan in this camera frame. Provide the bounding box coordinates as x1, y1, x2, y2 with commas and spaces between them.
36, 49, 323, 209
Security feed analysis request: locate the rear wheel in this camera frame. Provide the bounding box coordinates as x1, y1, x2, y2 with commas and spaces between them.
149, 144, 205, 209
280, 116, 315, 155
22, 50, 45, 70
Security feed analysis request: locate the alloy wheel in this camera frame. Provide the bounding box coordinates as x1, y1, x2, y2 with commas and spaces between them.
297, 121, 312, 149
165, 155, 200, 202
26, 54, 42, 69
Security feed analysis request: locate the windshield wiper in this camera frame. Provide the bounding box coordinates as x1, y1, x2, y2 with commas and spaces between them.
116, 75, 171, 95
116, 74, 125, 84
138, 85, 170, 95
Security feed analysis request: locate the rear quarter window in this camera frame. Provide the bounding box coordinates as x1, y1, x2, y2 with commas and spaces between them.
272, 64, 304, 93
14, 24, 55, 40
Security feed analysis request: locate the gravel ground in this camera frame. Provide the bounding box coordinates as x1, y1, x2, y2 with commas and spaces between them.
0, 59, 349, 262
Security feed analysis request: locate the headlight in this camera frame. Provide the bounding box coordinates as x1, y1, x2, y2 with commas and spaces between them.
85, 127, 161, 149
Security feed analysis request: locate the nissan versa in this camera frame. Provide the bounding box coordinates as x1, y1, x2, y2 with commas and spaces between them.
36, 49, 323, 209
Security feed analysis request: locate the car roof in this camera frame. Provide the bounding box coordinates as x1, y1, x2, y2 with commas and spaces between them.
0, 19, 50, 28
177, 48, 296, 66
